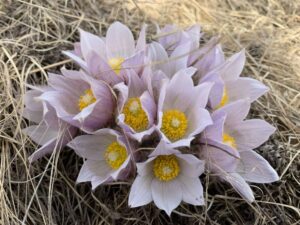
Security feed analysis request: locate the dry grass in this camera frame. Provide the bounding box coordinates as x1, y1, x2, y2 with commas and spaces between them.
0, 0, 299, 224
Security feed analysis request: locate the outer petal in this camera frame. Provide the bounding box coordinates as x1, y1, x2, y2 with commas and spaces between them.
218, 49, 246, 81
67, 131, 116, 160
226, 77, 269, 103
76, 160, 111, 186
199, 145, 239, 173
186, 108, 212, 137
224, 172, 255, 202
128, 175, 153, 207
23, 124, 58, 146
149, 139, 181, 157
232, 119, 276, 151
238, 150, 279, 183
177, 154, 205, 177
179, 175, 204, 205
151, 179, 182, 216
62, 51, 88, 71
106, 22, 135, 59
136, 24, 147, 52
79, 28, 106, 60
213, 99, 251, 126
28, 138, 57, 163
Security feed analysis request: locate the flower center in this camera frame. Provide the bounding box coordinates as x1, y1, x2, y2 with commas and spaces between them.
161, 110, 188, 141
104, 142, 127, 170
122, 97, 149, 132
153, 155, 180, 181
216, 87, 229, 109
223, 133, 237, 149
108, 57, 124, 75
78, 89, 96, 111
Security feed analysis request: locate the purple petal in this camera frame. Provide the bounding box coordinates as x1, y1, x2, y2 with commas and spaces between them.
136, 24, 147, 52
106, 22, 135, 59
224, 172, 255, 202
238, 150, 279, 183
62, 51, 88, 71
79, 28, 106, 61
226, 77, 269, 103
232, 119, 276, 151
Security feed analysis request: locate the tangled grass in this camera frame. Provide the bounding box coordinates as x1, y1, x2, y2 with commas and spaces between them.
0, 0, 299, 224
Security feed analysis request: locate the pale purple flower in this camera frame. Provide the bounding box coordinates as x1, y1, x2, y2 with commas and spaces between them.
198, 99, 278, 202
128, 140, 205, 216
156, 67, 213, 147
67, 129, 132, 189
23, 86, 77, 162
63, 22, 147, 85
156, 24, 201, 55
197, 49, 269, 109
115, 69, 156, 142
39, 68, 115, 133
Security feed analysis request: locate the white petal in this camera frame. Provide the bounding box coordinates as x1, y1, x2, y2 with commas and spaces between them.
179, 175, 204, 205
129, 175, 153, 207
177, 154, 205, 177
224, 172, 254, 202
106, 22, 135, 59
151, 179, 182, 216
238, 151, 279, 183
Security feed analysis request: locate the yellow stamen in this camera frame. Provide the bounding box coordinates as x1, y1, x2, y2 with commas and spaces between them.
108, 57, 124, 75
78, 89, 96, 111
161, 110, 188, 141
122, 97, 149, 132
153, 155, 180, 181
104, 142, 127, 170
223, 133, 237, 149
216, 87, 229, 109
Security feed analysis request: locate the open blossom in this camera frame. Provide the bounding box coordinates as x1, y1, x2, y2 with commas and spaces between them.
198, 99, 278, 201
115, 69, 156, 142
63, 22, 147, 85
39, 68, 115, 133
68, 129, 132, 189
196, 49, 269, 109
156, 67, 213, 147
23, 86, 77, 162
129, 140, 205, 216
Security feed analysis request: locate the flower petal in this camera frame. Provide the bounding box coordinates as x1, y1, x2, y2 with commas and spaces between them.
232, 119, 276, 150
224, 172, 255, 202
151, 179, 182, 216
226, 77, 269, 103
79, 28, 106, 60
62, 51, 88, 71
179, 175, 204, 205
136, 24, 147, 52
177, 154, 205, 177
128, 175, 153, 207
238, 150, 279, 183
106, 22, 135, 59
186, 108, 213, 137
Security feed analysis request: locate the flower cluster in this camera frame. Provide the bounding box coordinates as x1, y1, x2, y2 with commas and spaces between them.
23, 22, 279, 216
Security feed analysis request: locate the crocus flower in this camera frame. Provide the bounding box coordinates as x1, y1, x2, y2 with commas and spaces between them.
23, 86, 77, 162
39, 68, 115, 133
156, 24, 201, 55
156, 67, 213, 147
115, 69, 156, 142
67, 129, 132, 189
63, 22, 147, 85
128, 140, 205, 216
197, 49, 269, 109
198, 99, 278, 201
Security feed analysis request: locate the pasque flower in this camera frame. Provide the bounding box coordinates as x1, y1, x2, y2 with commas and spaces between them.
195, 48, 269, 109
198, 99, 278, 201
39, 68, 115, 133
156, 67, 213, 147
63, 22, 147, 85
23, 86, 77, 162
115, 69, 156, 142
68, 129, 132, 189
129, 140, 205, 216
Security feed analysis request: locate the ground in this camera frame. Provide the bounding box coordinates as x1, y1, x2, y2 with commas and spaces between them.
0, 0, 299, 224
